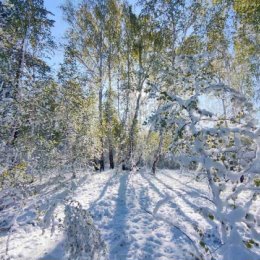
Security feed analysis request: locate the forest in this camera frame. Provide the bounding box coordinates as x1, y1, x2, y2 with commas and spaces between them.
0, 0, 259, 259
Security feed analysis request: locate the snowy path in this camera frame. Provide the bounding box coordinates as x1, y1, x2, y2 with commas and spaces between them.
78, 170, 213, 260
0, 169, 253, 260
53, 169, 213, 260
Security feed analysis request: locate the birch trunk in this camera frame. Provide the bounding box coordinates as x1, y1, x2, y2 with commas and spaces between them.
128, 44, 144, 163
98, 31, 105, 171
152, 129, 164, 174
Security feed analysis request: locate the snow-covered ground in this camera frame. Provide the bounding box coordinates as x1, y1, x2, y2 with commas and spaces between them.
0, 169, 259, 260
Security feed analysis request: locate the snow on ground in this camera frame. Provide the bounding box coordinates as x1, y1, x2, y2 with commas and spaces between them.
0, 169, 259, 260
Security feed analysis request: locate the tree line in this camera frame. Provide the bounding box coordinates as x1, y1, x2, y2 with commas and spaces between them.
0, 0, 259, 177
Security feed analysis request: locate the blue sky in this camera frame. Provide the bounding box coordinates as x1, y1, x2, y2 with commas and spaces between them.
44, 0, 67, 69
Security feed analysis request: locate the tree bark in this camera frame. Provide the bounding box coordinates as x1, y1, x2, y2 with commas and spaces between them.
107, 35, 114, 169
152, 129, 164, 174
128, 43, 144, 162
123, 46, 131, 128
98, 31, 105, 171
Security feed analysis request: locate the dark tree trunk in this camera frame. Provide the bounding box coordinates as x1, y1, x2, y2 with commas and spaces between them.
152, 130, 164, 175
109, 146, 114, 169
99, 150, 105, 172
98, 30, 105, 172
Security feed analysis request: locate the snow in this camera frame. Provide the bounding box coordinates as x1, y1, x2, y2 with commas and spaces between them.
0, 169, 259, 260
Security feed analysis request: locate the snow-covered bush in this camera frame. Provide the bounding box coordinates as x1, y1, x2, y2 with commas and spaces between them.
0, 161, 34, 189
64, 200, 107, 260
149, 54, 260, 260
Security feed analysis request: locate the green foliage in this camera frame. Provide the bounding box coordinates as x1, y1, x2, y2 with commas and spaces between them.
0, 162, 33, 189
177, 36, 203, 55
244, 239, 259, 249
233, 0, 260, 29
208, 214, 214, 220
199, 240, 209, 252
254, 179, 260, 187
